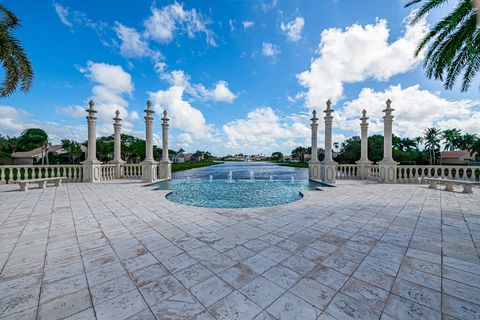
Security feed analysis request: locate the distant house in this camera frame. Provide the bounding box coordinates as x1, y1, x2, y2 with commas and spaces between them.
11, 145, 87, 165
440, 150, 476, 165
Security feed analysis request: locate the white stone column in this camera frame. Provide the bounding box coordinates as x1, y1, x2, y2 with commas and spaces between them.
379, 99, 398, 183
110, 110, 125, 179
141, 100, 158, 183
158, 110, 172, 180
356, 109, 372, 179
308, 110, 321, 181
82, 100, 101, 183
320, 100, 337, 184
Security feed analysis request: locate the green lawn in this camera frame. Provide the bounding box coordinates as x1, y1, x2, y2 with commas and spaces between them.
171, 161, 224, 172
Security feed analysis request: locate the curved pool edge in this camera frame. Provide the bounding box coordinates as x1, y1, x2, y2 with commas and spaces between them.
156, 185, 313, 210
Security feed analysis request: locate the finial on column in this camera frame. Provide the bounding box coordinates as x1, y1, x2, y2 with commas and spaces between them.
383, 99, 394, 115
326, 100, 332, 110
89, 99, 95, 110
115, 109, 120, 117
146, 99, 152, 110
361, 109, 369, 121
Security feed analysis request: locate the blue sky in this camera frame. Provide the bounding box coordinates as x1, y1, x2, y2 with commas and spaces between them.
1, 0, 479, 156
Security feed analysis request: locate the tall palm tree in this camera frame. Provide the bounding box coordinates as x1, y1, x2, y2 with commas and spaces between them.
442, 128, 462, 150
424, 127, 442, 164
405, 0, 480, 91
0, 5, 33, 97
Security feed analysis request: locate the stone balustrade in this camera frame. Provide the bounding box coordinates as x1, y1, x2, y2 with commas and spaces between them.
0, 165, 83, 183
336, 164, 359, 180
368, 165, 380, 181
397, 165, 480, 183
121, 164, 143, 179
100, 164, 116, 181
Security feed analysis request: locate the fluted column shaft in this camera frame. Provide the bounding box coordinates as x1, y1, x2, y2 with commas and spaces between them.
86, 100, 97, 161
382, 100, 394, 162
323, 102, 334, 162
310, 110, 319, 163
161, 111, 171, 163
144, 106, 154, 162
359, 110, 370, 163
113, 110, 122, 162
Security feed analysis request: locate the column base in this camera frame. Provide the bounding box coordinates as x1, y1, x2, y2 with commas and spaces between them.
320, 160, 337, 184
308, 161, 321, 181
109, 159, 125, 179
158, 161, 172, 180
82, 159, 102, 183
356, 160, 372, 180
378, 159, 398, 183
141, 160, 158, 183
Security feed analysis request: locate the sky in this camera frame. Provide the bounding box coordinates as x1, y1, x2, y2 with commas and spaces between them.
1, 0, 479, 156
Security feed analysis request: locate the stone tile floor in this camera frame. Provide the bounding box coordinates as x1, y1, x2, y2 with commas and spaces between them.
0, 180, 479, 320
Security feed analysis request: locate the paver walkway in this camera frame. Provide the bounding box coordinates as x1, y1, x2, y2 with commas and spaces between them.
0, 180, 479, 319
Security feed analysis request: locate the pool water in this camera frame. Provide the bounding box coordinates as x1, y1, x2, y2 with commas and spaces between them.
154, 162, 323, 208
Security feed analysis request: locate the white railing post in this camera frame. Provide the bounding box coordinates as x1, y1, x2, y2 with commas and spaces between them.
82, 100, 102, 183
356, 109, 372, 179
110, 110, 125, 179
379, 99, 398, 183
141, 100, 158, 183
158, 109, 172, 180
309, 110, 321, 181
320, 100, 337, 184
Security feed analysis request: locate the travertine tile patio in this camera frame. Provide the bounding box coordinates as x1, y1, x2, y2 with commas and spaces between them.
0, 180, 479, 319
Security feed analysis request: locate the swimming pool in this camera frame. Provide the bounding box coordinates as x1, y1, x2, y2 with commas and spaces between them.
154, 162, 323, 208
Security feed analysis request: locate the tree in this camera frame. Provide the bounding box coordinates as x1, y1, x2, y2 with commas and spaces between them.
442, 128, 462, 150
458, 132, 477, 150
405, 0, 480, 91
18, 128, 48, 164
96, 136, 114, 162
291, 146, 308, 160
61, 139, 83, 164
0, 5, 33, 97
424, 127, 441, 164
271, 151, 284, 161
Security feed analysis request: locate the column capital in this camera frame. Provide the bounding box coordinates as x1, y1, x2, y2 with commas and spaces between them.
86, 99, 97, 119
324, 100, 334, 121
113, 109, 122, 126
383, 99, 394, 117
144, 99, 154, 118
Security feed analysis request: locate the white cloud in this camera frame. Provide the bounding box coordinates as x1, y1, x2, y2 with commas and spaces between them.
242, 21, 255, 29
144, 2, 216, 46
159, 69, 237, 103
194, 81, 237, 103
56, 105, 85, 118
0, 105, 86, 143
297, 11, 428, 108
148, 79, 214, 142
53, 2, 72, 28
222, 107, 311, 154
261, 0, 279, 12
280, 17, 304, 42
262, 42, 281, 59
56, 61, 137, 136
114, 22, 152, 59
336, 84, 480, 138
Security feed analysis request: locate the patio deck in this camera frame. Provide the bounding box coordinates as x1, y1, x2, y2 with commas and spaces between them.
0, 180, 479, 319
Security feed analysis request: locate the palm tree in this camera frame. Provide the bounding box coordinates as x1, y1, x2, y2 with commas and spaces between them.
0, 5, 33, 97
424, 127, 441, 164
405, 0, 480, 91
442, 128, 462, 150
459, 133, 478, 150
